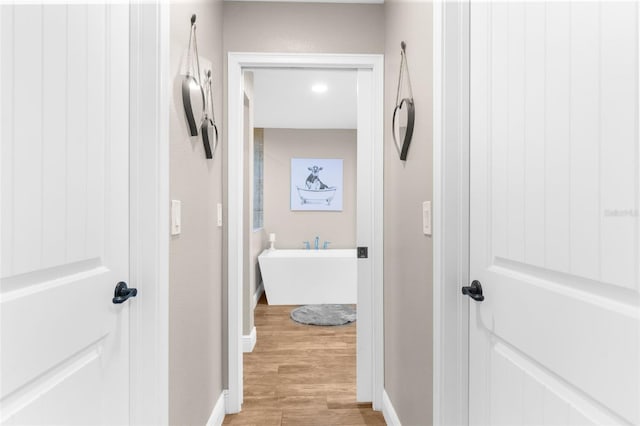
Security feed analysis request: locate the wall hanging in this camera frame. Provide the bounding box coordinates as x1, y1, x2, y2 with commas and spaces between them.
181, 14, 205, 137
290, 158, 344, 212
392, 41, 415, 161
201, 70, 219, 159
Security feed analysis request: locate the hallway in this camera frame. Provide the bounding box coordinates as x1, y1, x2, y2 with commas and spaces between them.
223, 296, 386, 425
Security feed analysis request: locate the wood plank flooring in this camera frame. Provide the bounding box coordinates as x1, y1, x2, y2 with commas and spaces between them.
223, 296, 386, 426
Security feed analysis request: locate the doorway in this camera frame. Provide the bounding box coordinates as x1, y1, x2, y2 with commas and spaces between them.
226, 53, 384, 414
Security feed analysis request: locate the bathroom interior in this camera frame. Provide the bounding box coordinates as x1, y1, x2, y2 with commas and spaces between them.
243, 67, 358, 310
233, 66, 375, 421
241, 66, 359, 307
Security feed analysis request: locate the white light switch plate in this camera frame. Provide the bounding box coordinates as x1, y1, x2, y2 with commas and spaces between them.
422, 201, 432, 235
217, 203, 223, 227
171, 200, 181, 235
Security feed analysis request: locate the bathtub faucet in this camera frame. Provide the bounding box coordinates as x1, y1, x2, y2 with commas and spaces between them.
323, 241, 331, 249
303, 241, 311, 250
314, 236, 320, 250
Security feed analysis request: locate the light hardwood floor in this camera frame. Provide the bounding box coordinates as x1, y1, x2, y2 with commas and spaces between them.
223, 295, 386, 426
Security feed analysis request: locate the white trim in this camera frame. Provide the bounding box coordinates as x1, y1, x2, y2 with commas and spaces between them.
242, 327, 257, 353
227, 52, 385, 414
225, 0, 384, 3
252, 281, 264, 310
227, 53, 244, 414
382, 389, 402, 426
433, 2, 444, 424
370, 53, 385, 412
206, 391, 227, 426
433, 2, 470, 426
129, 3, 170, 425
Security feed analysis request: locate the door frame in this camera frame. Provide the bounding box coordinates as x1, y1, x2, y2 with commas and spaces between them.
129, 3, 170, 424
226, 52, 385, 414
432, 1, 470, 426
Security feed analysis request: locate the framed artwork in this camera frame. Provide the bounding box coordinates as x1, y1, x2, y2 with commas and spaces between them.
290, 158, 343, 211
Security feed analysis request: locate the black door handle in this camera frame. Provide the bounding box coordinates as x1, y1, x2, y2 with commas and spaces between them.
113, 281, 138, 304
461, 280, 484, 302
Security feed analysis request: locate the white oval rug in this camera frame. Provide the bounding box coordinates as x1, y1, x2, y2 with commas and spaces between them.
290, 304, 356, 326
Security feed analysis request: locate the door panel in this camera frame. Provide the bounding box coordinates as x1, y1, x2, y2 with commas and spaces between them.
470, 2, 639, 425
1, 4, 130, 424
356, 68, 373, 402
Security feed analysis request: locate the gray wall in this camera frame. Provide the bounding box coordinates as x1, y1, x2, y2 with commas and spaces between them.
263, 128, 357, 250
222, 1, 385, 387
169, 1, 224, 424
383, 1, 434, 424
223, 2, 385, 54
168, 2, 435, 424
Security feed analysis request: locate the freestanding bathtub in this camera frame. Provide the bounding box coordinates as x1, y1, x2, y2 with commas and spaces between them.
257, 249, 357, 305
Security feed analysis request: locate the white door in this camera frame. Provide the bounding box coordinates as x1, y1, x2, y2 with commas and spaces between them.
469, 2, 639, 425
356, 67, 374, 402
1, 4, 131, 424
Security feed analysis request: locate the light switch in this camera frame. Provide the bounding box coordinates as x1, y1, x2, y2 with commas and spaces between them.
217, 203, 223, 227
422, 201, 432, 236
171, 200, 181, 235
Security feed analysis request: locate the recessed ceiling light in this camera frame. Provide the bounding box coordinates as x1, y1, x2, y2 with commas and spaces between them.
311, 83, 328, 94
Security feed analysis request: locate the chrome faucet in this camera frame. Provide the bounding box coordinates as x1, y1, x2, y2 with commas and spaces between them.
323, 241, 331, 249
314, 236, 320, 250
303, 241, 311, 250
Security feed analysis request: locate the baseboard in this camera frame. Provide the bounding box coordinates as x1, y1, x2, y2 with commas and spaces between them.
252, 281, 264, 309
206, 391, 226, 426
382, 389, 402, 426
242, 326, 257, 353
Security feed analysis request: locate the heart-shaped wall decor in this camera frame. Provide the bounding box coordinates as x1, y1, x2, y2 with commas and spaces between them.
392, 97, 415, 161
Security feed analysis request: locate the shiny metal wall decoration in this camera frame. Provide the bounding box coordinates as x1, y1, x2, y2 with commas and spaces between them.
201, 70, 219, 159
181, 14, 205, 137
392, 41, 415, 161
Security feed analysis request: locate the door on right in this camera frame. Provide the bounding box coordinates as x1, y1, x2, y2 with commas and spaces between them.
469, 2, 639, 425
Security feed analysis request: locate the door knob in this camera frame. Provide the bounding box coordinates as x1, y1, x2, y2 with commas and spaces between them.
113, 281, 138, 304
461, 280, 484, 302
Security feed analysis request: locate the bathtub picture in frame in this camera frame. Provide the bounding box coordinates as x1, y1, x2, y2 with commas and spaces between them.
291, 158, 343, 211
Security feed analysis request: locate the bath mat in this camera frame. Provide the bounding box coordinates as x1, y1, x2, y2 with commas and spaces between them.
290, 304, 356, 326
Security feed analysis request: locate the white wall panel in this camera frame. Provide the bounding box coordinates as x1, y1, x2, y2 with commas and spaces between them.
66, 5, 89, 264
42, 6, 69, 270
487, 1, 639, 291
569, 2, 601, 284
12, 6, 43, 276
2, 5, 114, 277
491, 4, 508, 261
600, 2, 638, 290
523, 2, 546, 269
544, 2, 571, 274
1, 6, 15, 276
86, 5, 106, 261
506, 3, 526, 263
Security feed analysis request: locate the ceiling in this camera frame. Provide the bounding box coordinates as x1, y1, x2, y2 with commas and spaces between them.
251, 68, 357, 130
